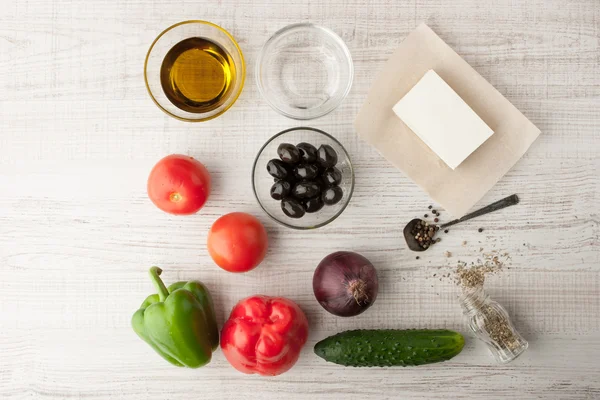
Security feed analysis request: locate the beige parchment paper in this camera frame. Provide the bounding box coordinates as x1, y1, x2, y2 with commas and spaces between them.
354, 23, 541, 217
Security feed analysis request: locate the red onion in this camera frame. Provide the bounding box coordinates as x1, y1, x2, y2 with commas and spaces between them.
313, 251, 378, 317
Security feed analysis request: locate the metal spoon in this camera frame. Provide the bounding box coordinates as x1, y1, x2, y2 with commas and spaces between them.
404, 194, 520, 252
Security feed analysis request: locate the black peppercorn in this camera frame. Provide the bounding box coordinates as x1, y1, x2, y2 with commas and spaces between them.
478, 228, 484, 233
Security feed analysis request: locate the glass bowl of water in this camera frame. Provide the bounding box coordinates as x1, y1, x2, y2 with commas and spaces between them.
255, 23, 353, 120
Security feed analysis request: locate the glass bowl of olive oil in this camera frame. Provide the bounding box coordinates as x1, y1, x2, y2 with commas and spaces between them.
144, 21, 245, 122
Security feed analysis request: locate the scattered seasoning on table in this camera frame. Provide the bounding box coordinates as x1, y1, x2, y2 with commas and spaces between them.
478, 228, 484, 233
462, 240, 467, 246
445, 251, 452, 258
434, 218, 439, 223
456, 263, 487, 287
444, 229, 449, 233
428, 205, 433, 209
416, 256, 420, 260
454, 250, 510, 288
424, 214, 428, 218
432, 209, 437, 214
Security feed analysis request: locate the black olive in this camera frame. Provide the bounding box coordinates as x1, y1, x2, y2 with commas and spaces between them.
322, 186, 343, 205
292, 181, 321, 199
296, 142, 318, 163
317, 144, 338, 168
266, 159, 290, 179
281, 198, 305, 218
277, 143, 300, 164
270, 180, 291, 200
321, 166, 342, 187
303, 196, 324, 213
293, 164, 319, 180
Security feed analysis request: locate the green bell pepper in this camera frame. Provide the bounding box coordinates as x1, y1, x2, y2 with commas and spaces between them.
131, 267, 219, 368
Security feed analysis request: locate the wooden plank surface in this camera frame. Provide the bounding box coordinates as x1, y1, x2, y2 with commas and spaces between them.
0, 0, 599, 398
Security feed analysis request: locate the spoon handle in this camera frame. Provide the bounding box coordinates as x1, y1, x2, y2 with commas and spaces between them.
440, 194, 520, 229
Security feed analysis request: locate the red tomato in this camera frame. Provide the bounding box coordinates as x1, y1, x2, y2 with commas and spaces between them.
147, 154, 211, 215
221, 295, 309, 376
207, 212, 268, 273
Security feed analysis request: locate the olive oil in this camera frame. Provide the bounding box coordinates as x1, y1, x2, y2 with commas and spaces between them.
160, 37, 236, 113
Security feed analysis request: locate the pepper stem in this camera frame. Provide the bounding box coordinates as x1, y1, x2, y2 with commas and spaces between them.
149, 267, 170, 302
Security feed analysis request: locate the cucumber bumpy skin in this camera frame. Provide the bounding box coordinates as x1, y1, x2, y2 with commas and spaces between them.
314, 329, 465, 367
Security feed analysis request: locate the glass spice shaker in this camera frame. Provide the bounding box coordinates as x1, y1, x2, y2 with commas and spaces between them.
460, 285, 528, 363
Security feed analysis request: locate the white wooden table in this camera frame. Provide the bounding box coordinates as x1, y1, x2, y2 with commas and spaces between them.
1, 0, 599, 399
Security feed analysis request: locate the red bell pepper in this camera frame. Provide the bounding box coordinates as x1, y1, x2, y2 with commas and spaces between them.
220, 295, 309, 376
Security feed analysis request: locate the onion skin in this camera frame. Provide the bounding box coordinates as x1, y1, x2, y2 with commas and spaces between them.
313, 251, 378, 317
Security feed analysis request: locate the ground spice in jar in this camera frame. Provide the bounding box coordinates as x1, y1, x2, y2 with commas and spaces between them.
455, 251, 527, 361
480, 305, 522, 351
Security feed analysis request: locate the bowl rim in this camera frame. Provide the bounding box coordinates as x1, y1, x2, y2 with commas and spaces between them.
144, 20, 246, 122
255, 23, 354, 120
252, 127, 355, 230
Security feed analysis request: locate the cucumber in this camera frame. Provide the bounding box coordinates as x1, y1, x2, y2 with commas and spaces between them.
314, 329, 464, 367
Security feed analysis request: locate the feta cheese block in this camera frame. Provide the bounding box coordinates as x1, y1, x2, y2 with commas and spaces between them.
393, 70, 494, 169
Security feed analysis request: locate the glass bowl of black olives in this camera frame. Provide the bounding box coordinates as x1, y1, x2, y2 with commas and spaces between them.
252, 127, 354, 229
